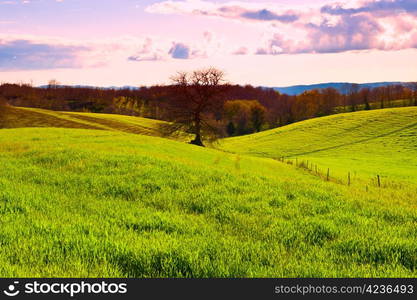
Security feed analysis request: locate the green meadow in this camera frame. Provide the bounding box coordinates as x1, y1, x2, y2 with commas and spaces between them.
220, 107, 417, 184
0, 106, 416, 277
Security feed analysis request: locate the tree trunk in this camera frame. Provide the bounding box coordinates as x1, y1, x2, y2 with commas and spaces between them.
190, 133, 204, 146
191, 116, 204, 146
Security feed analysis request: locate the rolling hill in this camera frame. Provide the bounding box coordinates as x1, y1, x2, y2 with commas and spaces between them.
0, 106, 416, 277
219, 107, 417, 184
0, 106, 166, 137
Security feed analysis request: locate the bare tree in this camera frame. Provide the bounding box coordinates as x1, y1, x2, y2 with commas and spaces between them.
162, 68, 227, 146
47, 79, 60, 89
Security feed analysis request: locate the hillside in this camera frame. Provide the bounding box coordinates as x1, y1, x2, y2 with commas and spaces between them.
219, 107, 417, 183
0, 127, 416, 277
0, 106, 166, 137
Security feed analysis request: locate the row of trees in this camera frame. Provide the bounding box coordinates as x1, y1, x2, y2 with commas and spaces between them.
224, 100, 266, 135
1, 70, 416, 146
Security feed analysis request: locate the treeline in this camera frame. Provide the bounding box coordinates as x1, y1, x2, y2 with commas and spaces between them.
0, 82, 416, 137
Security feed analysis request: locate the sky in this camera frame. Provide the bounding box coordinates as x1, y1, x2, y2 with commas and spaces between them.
1, 0, 417, 87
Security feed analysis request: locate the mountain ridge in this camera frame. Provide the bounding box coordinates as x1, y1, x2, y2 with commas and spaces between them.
271, 81, 412, 95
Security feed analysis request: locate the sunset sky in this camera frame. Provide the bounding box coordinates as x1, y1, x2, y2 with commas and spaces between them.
1, 0, 417, 87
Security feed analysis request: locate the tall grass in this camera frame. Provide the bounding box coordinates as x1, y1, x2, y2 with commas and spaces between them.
0, 128, 416, 277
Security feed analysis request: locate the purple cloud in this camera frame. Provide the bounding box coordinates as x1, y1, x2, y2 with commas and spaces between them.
128, 35, 211, 62
128, 38, 164, 62
305, 14, 383, 53
258, 14, 384, 55
322, 0, 417, 16
0, 39, 88, 70
147, 1, 299, 24
169, 42, 190, 59
241, 9, 298, 23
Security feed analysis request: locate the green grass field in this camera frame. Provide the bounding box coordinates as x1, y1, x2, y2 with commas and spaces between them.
220, 107, 417, 185
0, 106, 416, 277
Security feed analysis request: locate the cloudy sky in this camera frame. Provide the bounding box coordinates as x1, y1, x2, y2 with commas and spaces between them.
1, 0, 417, 87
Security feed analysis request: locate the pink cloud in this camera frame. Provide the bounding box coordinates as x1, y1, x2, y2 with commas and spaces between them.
0, 36, 91, 70
146, 0, 300, 24
147, 0, 417, 55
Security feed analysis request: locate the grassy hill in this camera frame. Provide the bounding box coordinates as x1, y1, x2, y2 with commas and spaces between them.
0, 106, 166, 137
219, 107, 417, 184
0, 107, 416, 277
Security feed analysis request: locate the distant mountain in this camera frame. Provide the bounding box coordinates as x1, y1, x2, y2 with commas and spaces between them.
39, 85, 140, 90
272, 82, 406, 95
107, 86, 140, 90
